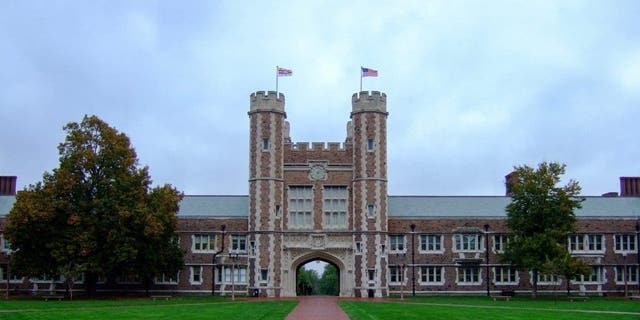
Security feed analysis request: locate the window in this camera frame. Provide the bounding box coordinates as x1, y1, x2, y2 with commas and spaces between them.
355, 242, 362, 254
420, 235, 443, 253
192, 234, 216, 252
389, 266, 404, 284
231, 235, 247, 253
367, 204, 375, 218
288, 186, 313, 228
249, 241, 256, 256
262, 138, 270, 151
573, 266, 604, 284
190, 266, 203, 284
536, 273, 561, 285
568, 234, 604, 253
494, 266, 518, 284
457, 267, 480, 284
116, 274, 141, 284
323, 186, 348, 228
368, 269, 376, 282
453, 234, 482, 252
493, 234, 509, 253
420, 266, 444, 284
389, 235, 405, 253
275, 205, 281, 217
0, 265, 23, 282
260, 269, 268, 283
223, 266, 247, 283
155, 273, 179, 284
1, 235, 10, 252
367, 138, 374, 151
615, 266, 638, 284
614, 234, 637, 253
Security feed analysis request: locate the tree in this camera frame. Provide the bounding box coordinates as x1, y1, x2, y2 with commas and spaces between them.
5, 115, 184, 297
318, 264, 339, 295
296, 268, 319, 296
501, 162, 583, 298
543, 251, 591, 296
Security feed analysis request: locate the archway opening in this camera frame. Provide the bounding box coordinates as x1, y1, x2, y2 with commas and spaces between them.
296, 259, 340, 296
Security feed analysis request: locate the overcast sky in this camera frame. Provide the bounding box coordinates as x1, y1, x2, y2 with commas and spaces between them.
1, 1, 639, 197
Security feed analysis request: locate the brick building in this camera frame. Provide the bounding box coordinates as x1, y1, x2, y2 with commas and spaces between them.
1, 91, 639, 297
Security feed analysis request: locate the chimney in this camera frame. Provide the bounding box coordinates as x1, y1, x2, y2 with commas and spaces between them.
620, 177, 640, 197
0, 176, 17, 195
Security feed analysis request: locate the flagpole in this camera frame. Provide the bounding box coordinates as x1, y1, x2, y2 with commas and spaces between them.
360, 66, 363, 92
276, 65, 279, 96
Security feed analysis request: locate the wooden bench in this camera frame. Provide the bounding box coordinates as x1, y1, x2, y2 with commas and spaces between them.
491, 295, 511, 301
150, 295, 172, 301
41, 295, 64, 301
629, 296, 640, 301
567, 296, 589, 302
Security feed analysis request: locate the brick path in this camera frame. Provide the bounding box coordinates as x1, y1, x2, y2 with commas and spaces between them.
286, 296, 349, 320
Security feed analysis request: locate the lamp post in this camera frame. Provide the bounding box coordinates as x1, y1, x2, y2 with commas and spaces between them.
484, 224, 490, 297
211, 224, 226, 296
410, 224, 416, 297
636, 222, 639, 295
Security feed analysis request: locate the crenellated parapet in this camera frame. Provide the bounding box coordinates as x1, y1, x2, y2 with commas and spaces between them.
284, 141, 353, 164
249, 90, 285, 114
352, 91, 387, 114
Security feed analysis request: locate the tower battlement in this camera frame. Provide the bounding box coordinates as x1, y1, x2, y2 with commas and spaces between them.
250, 91, 285, 113
352, 91, 387, 113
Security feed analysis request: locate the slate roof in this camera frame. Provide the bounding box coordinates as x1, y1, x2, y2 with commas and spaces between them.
1, 195, 638, 218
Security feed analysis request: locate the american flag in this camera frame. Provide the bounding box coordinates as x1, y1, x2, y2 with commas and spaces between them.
361, 67, 378, 77
277, 67, 292, 76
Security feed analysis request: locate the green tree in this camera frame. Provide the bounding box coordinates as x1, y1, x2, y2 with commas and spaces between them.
5, 115, 184, 297
543, 251, 591, 296
501, 162, 583, 298
296, 267, 319, 296
318, 264, 339, 295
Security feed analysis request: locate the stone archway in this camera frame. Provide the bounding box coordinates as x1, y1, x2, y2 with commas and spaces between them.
283, 251, 354, 297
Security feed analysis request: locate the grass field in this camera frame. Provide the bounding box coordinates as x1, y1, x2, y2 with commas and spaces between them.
340, 296, 640, 320
0, 296, 298, 320
1, 295, 639, 320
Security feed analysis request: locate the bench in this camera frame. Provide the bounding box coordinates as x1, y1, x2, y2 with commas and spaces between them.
567, 296, 589, 302
150, 295, 172, 301
491, 295, 511, 301
41, 295, 64, 301
629, 296, 640, 301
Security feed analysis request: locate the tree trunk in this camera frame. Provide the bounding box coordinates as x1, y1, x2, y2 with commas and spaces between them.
85, 273, 97, 298
566, 275, 571, 296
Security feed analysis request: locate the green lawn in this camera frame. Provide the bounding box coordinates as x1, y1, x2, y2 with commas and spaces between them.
0, 296, 297, 320
340, 296, 640, 320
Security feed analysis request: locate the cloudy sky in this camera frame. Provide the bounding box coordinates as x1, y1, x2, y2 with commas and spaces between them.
1, 1, 639, 197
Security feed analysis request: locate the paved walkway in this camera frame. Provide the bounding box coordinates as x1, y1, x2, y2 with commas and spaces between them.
286, 296, 349, 320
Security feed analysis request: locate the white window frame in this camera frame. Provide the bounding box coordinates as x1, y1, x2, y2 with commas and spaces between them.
260, 268, 269, 284
493, 266, 519, 285
288, 186, 313, 229
322, 186, 348, 229
0, 265, 23, 283
534, 272, 561, 285
192, 234, 216, 253
419, 266, 444, 285
419, 234, 443, 253
615, 265, 639, 284
492, 234, 509, 254
614, 234, 637, 254
453, 234, 483, 252
367, 204, 375, 218
262, 138, 270, 151
456, 266, 481, 285
355, 241, 363, 254
190, 266, 203, 285
231, 235, 247, 254
568, 234, 604, 254
389, 235, 406, 253
223, 265, 247, 284
155, 272, 179, 285
1, 235, 10, 252
572, 266, 605, 284
388, 266, 406, 285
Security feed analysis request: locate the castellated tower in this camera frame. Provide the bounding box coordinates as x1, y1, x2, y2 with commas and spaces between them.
248, 91, 286, 297
351, 91, 388, 297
